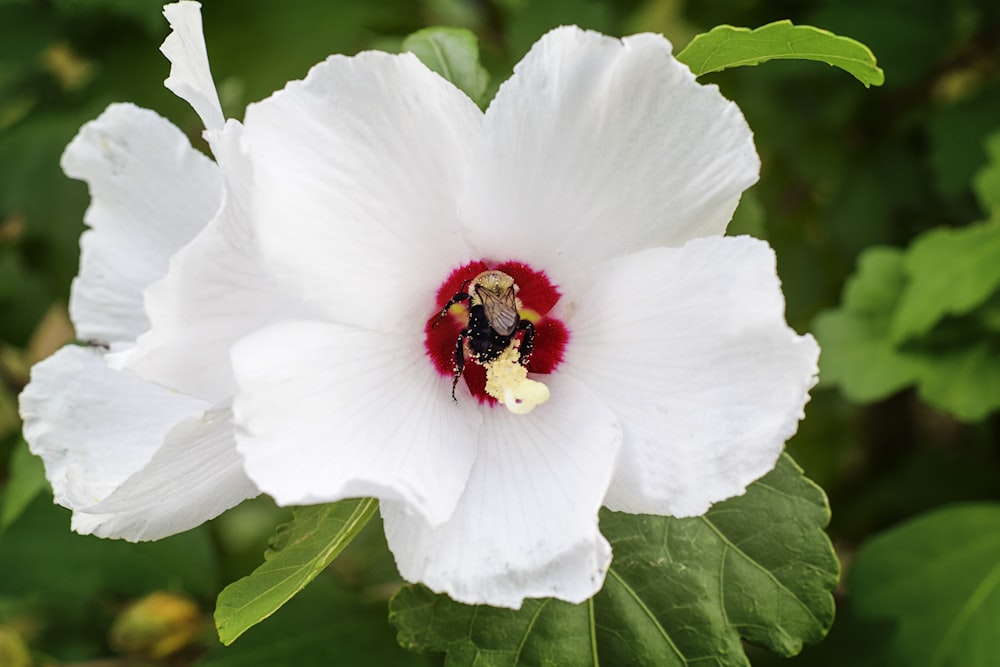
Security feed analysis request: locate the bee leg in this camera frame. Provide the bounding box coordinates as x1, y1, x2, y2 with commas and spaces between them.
451, 330, 467, 401
432, 291, 470, 328
516, 320, 535, 366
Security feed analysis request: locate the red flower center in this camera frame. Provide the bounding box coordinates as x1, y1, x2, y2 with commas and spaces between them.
424, 260, 569, 405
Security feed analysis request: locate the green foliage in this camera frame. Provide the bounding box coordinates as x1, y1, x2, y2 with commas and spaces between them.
676, 20, 884, 87
849, 504, 1000, 667
202, 576, 432, 667
891, 222, 1000, 343
813, 248, 922, 401
403, 27, 490, 107
0, 497, 219, 659
975, 131, 1000, 215
390, 454, 838, 666
815, 219, 1000, 421
214, 498, 377, 645
4, 0, 1000, 664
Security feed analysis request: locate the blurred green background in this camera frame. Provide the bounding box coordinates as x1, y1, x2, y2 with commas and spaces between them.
2, 0, 999, 664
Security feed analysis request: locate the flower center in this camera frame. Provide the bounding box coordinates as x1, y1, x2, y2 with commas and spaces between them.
425, 260, 569, 412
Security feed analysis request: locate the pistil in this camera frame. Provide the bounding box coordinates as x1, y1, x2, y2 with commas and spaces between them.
484, 345, 550, 414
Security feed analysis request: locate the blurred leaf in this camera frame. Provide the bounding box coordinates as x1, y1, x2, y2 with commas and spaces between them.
214, 498, 377, 645
0, 440, 46, 531
974, 131, 1000, 215
391, 454, 838, 665
677, 21, 885, 87
816, 234, 1000, 420
814, 248, 923, 401
403, 27, 490, 107
890, 221, 1000, 343
849, 503, 1000, 667
914, 342, 1000, 422
201, 576, 431, 667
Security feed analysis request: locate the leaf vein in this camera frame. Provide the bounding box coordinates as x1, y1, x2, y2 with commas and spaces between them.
607, 569, 687, 664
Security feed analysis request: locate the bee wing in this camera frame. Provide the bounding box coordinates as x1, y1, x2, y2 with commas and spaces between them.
479, 287, 519, 336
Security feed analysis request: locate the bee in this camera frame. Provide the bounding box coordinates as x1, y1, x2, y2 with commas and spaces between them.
432, 270, 535, 400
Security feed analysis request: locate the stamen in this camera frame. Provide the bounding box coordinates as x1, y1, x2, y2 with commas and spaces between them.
485, 346, 550, 414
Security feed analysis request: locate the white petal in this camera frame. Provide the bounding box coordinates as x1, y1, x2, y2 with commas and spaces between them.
382, 374, 622, 608
62, 103, 222, 343
232, 320, 481, 526
18, 345, 208, 513
161, 1, 224, 132
465, 27, 759, 273
76, 407, 258, 541
127, 121, 305, 402
563, 237, 819, 517
242, 51, 480, 332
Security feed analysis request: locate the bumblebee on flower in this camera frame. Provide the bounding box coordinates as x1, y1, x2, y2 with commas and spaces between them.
234, 18, 820, 607
20, 1, 819, 611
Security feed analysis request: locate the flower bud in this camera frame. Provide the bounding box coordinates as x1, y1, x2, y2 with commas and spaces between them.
109, 592, 202, 658
0, 626, 31, 667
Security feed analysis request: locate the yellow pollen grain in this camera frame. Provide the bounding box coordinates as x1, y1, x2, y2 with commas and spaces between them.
485, 346, 550, 415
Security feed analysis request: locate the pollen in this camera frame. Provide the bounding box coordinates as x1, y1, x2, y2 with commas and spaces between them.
484, 345, 550, 414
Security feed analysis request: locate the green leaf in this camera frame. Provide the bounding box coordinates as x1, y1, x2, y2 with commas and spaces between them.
390, 454, 838, 666
890, 221, 1000, 343
815, 237, 1000, 420
813, 247, 923, 402
914, 342, 1000, 422
0, 440, 48, 531
202, 576, 432, 667
393, 590, 598, 665
849, 503, 1000, 667
214, 498, 377, 645
402, 27, 490, 107
974, 131, 1000, 215
677, 20, 885, 87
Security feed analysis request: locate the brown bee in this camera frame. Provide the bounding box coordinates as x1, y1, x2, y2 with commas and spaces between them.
432, 270, 535, 400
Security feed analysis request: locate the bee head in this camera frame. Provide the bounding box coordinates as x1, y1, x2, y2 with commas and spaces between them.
473, 270, 517, 297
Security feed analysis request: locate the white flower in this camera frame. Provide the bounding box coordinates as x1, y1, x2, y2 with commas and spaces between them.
232, 26, 820, 607
17, 2, 294, 539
